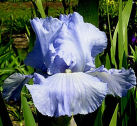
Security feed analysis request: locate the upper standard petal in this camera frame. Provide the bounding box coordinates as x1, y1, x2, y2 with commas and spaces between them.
25, 12, 107, 74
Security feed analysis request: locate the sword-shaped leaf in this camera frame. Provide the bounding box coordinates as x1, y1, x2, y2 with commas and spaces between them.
21, 95, 36, 126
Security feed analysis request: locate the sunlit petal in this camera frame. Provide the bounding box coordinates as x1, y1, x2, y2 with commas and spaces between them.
26, 72, 107, 117
25, 12, 107, 73
87, 66, 136, 97
59, 12, 107, 71
25, 17, 62, 71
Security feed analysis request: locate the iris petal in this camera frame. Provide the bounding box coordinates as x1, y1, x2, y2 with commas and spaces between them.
26, 72, 107, 117
30, 17, 62, 57
46, 23, 85, 74
25, 12, 107, 73
25, 17, 62, 72
59, 12, 107, 71
2, 73, 32, 101
24, 39, 47, 72
87, 66, 136, 97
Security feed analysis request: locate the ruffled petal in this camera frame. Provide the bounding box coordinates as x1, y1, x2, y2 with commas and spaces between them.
25, 17, 62, 71
31, 17, 62, 57
26, 72, 107, 117
2, 73, 32, 101
87, 66, 136, 97
46, 12, 107, 74
59, 12, 107, 71
25, 12, 107, 73
46, 23, 85, 74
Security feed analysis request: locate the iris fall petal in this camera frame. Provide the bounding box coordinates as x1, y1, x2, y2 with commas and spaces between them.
87, 66, 136, 97
2, 73, 32, 101
26, 72, 107, 117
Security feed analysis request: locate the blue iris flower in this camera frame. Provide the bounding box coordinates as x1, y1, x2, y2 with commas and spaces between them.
4, 12, 136, 117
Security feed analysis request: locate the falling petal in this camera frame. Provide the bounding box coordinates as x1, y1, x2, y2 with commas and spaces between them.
26, 72, 107, 117
2, 73, 32, 101
87, 66, 136, 97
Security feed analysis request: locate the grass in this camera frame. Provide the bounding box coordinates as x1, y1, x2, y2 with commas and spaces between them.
0, 2, 32, 21
0, 1, 65, 21
0, 1, 65, 34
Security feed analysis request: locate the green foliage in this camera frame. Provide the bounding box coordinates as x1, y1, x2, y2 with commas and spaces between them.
118, 0, 123, 68
99, 0, 119, 18
110, 0, 132, 68
0, 2, 32, 22
95, 1, 136, 126
21, 94, 36, 126
109, 104, 119, 126
6, 17, 30, 34
95, 55, 102, 68
129, 45, 137, 63
93, 101, 105, 126
105, 53, 111, 69
34, 0, 46, 18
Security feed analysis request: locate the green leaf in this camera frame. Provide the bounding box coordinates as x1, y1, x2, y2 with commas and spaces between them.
118, 0, 123, 69
105, 53, 111, 69
93, 100, 105, 126
120, 92, 130, 126
21, 94, 36, 126
130, 45, 135, 57
26, 25, 30, 37
109, 104, 119, 126
122, 52, 128, 69
93, 107, 102, 126
110, 0, 132, 68
134, 46, 137, 63
0, 68, 15, 75
95, 54, 102, 68
0, 39, 13, 56
122, 26, 128, 69
123, 22, 128, 58
129, 45, 137, 62
0, 51, 13, 64
35, 0, 46, 18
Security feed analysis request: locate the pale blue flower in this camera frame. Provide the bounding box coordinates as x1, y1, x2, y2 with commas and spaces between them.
24, 12, 136, 117
25, 12, 107, 74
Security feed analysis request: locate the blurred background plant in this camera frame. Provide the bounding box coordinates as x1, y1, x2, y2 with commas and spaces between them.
0, 0, 137, 126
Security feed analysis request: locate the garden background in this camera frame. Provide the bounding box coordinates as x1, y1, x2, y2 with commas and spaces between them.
0, 0, 137, 126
